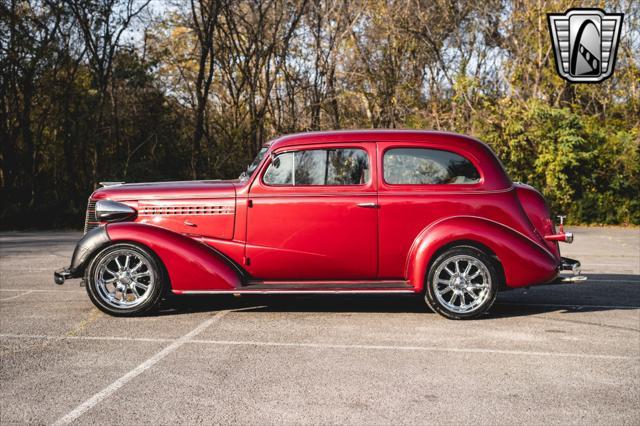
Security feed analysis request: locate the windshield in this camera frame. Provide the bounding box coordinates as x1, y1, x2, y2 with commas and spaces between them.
239, 147, 268, 181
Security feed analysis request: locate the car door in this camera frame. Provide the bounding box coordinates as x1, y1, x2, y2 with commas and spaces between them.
245, 143, 378, 281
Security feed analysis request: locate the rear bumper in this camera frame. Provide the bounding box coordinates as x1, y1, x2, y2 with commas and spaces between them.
549, 257, 587, 284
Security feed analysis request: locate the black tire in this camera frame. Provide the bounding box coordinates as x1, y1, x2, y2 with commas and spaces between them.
424, 246, 500, 320
84, 242, 167, 316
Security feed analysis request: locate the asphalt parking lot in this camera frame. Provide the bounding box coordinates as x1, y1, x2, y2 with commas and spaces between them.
1, 227, 639, 425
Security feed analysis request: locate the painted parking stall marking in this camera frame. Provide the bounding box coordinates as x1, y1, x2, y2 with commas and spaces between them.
0, 290, 34, 301
51, 310, 230, 426
3, 331, 636, 362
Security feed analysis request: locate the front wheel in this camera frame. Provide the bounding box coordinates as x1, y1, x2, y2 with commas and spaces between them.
85, 243, 166, 316
424, 247, 500, 320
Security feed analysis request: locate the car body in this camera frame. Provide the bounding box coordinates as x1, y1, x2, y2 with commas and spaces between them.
55, 130, 584, 319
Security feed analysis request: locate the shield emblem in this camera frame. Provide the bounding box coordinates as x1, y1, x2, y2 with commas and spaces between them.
547, 9, 623, 83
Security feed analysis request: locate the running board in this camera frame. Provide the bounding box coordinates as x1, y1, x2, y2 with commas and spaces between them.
176, 281, 416, 295
243, 281, 413, 290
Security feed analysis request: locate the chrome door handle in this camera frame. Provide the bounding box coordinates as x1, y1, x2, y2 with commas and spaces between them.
184, 220, 197, 227
356, 202, 378, 208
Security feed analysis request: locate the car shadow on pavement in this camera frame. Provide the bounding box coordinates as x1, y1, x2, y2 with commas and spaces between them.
159, 294, 429, 316
156, 273, 639, 319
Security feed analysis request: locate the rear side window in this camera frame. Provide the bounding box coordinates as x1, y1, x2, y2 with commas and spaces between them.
383, 148, 480, 185
263, 148, 369, 186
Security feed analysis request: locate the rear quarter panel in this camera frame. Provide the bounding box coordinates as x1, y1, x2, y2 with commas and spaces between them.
377, 189, 537, 279
405, 216, 560, 290
376, 138, 558, 288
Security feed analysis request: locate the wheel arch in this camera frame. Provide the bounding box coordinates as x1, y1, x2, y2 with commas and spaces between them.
425, 239, 507, 290
406, 216, 559, 291
84, 241, 169, 316
85, 239, 172, 289
68, 226, 112, 278
105, 222, 245, 292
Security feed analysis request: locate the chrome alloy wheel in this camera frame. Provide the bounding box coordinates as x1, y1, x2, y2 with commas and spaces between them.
93, 248, 155, 309
432, 254, 492, 314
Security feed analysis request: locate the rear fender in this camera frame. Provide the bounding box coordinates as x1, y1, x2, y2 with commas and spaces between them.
406, 216, 559, 291
106, 222, 243, 292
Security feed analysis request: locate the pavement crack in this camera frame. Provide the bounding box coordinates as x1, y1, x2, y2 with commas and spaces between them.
537, 315, 640, 332
65, 308, 102, 337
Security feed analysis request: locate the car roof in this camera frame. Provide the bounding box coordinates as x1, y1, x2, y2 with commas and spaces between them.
265, 130, 512, 190
268, 129, 470, 148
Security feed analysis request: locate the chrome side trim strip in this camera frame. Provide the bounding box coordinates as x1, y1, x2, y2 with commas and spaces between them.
245, 279, 409, 286
176, 289, 416, 295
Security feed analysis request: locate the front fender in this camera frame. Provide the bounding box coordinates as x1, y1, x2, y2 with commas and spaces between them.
106, 222, 243, 292
406, 216, 560, 291
68, 226, 112, 277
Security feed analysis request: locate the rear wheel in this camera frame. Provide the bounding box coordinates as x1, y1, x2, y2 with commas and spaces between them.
424, 247, 499, 320
85, 243, 166, 316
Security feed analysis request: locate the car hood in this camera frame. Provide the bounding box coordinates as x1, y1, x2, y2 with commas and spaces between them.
91, 180, 237, 201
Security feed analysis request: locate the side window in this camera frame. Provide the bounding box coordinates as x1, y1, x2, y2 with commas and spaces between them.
383, 148, 480, 185
263, 152, 293, 185
326, 149, 370, 185
295, 150, 325, 185
263, 148, 369, 186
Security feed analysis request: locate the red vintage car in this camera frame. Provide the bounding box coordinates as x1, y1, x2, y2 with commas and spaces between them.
55, 130, 584, 319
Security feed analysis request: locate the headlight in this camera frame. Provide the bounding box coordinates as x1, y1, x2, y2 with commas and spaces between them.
95, 200, 136, 222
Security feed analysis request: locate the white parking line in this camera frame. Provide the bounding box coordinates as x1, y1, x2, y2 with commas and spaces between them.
0, 289, 84, 293
51, 310, 230, 426
581, 262, 638, 266
1, 268, 62, 271
186, 339, 638, 361
497, 302, 640, 310
0, 291, 33, 301
2, 331, 636, 361
0, 333, 172, 343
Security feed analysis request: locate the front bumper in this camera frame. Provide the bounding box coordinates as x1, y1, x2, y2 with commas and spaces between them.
54, 268, 72, 285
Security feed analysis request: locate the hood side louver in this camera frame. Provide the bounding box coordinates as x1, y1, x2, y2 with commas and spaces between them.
137, 202, 234, 216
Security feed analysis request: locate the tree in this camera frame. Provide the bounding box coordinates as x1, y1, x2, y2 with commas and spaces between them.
189, 0, 222, 178
63, 0, 151, 185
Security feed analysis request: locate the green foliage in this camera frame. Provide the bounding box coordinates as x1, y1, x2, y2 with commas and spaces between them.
477, 100, 639, 224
